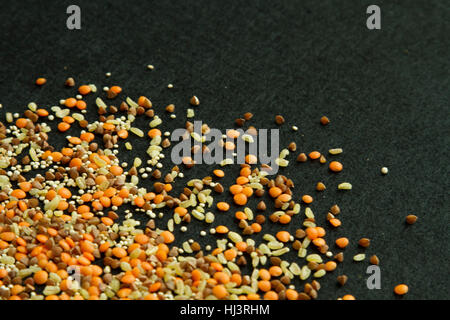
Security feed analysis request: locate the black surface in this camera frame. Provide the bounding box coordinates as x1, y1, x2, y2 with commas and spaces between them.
0, 0, 449, 300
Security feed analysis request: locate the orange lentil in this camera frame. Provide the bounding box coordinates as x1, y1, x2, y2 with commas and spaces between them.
64, 98, 77, 108
35, 77, 47, 86
224, 141, 235, 150
62, 116, 75, 124
325, 261, 337, 271
233, 193, 247, 205
217, 202, 230, 211
215, 225, 229, 234
277, 193, 291, 202
306, 227, 319, 240
148, 128, 162, 138
174, 206, 188, 217
394, 284, 409, 295
269, 266, 283, 277
286, 289, 299, 300
276, 231, 291, 242
329, 161, 343, 172
342, 294, 356, 300
68, 137, 81, 145
214, 272, 230, 284
245, 154, 257, 164
302, 195, 313, 204
111, 247, 127, 258
309, 151, 321, 159
240, 166, 251, 177
269, 187, 282, 198
117, 129, 129, 139
236, 176, 249, 185
160, 231, 175, 244
76, 100, 87, 110
102, 123, 115, 131
229, 184, 243, 195
242, 187, 253, 197
212, 285, 228, 299
121, 274, 136, 284
15, 118, 28, 128
36, 109, 49, 117
110, 165, 123, 176
78, 85, 91, 95
329, 218, 342, 227
313, 238, 326, 247
235, 211, 247, 220
258, 280, 271, 292
264, 291, 278, 300
135, 234, 149, 245
213, 169, 225, 178
279, 215, 291, 224
58, 188, 72, 199
34, 270, 48, 285
80, 132, 95, 142
224, 249, 237, 261
235, 241, 248, 252
335, 237, 349, 248
250, 223, 262, 233
0, 232, 16, 242
11, 189, 26, 199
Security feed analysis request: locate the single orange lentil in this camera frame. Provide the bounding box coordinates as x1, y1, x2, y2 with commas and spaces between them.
229, 184, 243, 195
269, 266, 283, 277
233, 193, 247, 205
251, 223, 262, 233
302, 195, 313, 204
258, 280, 271, 292
215, 225, 229, 234
335, 237, 349, 248
394, 284, 409, 295
245, 154, 257, 164
309, 151, 321, 159
217, 202, 230, 211
34, 270, 48, 285
64, 98, 77, 108
111, 247, 127, 258
11, 189, 26, 199
76, 100, 87, 110
213, 169, 225, 178
78, 85, 91, 95
160, 231, 175, 244
276, 231, 291, 242
325, 261, 337, 271
148, 128, 162, 138
286, 289, 298, 300
306, 227, 319, 240
117, 129, 129, 139
342, 294, 356, 300
269, 187, 282, 198
57, 122, 71, 132
264, 291, 278, 300
110, 86, 122, 94
259, 269, 271, 281
329, 161, 343, 172
235, 211, 247, 220
15, 118, 28, 128
212, 285, 228, 299
35, 78, 46, 86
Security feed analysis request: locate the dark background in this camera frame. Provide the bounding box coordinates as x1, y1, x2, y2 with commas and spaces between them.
0, 0, 448, 300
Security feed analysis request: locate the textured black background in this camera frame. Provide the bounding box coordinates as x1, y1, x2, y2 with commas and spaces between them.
0, 0, 449, 300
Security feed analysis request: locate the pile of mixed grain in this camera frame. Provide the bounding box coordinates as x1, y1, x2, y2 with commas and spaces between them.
0, 69, 411, 300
